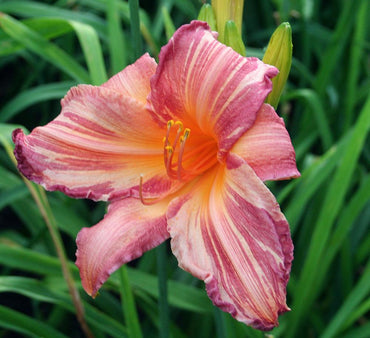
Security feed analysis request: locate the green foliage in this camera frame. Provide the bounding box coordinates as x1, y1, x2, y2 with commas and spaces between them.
0, 0, 369, 337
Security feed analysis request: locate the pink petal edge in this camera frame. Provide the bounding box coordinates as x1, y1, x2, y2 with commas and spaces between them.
102, 53, 157, 106
76, 197, 170, 297
232, 103, 300, 181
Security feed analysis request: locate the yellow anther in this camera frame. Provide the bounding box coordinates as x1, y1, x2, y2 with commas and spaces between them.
174, 121, 183, 131
163, 121, 193, 181
180, 129, 191, 143
167, 120, 174, 128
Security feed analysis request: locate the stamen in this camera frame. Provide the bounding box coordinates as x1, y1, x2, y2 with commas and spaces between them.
164, 120, 174, 147
165, 145, 174, 177
163, 120, 188, 180
177, 128, 190, 180
172, 121, 184, 152
162, 119, 216, 181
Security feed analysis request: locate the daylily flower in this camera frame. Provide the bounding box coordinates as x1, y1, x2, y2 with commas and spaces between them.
13, 21, 300, 330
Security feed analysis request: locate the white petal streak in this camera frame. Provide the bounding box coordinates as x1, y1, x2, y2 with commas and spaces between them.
168, 154, 293, 330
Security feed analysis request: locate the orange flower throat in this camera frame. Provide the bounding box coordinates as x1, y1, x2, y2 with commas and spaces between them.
139, 119, 218, 205
163, 120, 218, 181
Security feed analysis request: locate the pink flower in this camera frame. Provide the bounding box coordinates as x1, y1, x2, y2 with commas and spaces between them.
13, 21, 300, 330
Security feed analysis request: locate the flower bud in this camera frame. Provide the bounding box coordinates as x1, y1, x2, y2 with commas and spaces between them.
212, 0, 244, 43
263, 22, 293, 108
198, 4, 217, 31
224, 20, 246, 56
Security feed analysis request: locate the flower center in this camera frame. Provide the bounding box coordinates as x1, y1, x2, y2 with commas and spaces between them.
162, 119, 218, 181
138, 119, 218, 205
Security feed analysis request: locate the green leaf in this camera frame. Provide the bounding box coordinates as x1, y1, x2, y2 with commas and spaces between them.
0, 1, 107, 36
313, 0, 358, 95
321, 258, 370, 338
106, 0, 128, 74
0, 14, 90, 83
0, 184, 29, 211
0, 276, 127, 337
283, 89, 333, 151
0, 82, 75, 122
284, 130, 351, 233
128, 0, 143, 59
0, 17, 73, 56
68, 20, 108, 85
162, 6, 176, 41
287, 92, 370, 337
119, 266, 143, 338
0, 304, 68, 338
0, 243, 213, 313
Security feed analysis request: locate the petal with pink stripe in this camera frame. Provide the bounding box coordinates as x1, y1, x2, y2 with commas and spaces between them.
148, 21, 278, 157
76, 197, 170, 297
102, 53, 157, 106
232, 104, 300, 181
13, 84, 181, 201
167, 154, 293, 330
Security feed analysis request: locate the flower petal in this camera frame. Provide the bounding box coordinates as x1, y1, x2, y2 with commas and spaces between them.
102, 53, 157, 106
167, 154, 293, 330
13, 84, 180, 201
76, 197, 169, 297
232, 104, 300, 181
148, 20, 278, 157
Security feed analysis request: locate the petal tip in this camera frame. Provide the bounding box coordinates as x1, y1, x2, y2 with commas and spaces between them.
12, 128, 43, 184
75, 199, 169, 297
205, 276, 285, 331
75, 226, 112, 297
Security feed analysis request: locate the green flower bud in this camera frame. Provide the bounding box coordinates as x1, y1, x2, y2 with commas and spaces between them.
224, 20, 246, 56
198, 4, 217, 31
263, 22, 293, 108
212, 0, 244, 43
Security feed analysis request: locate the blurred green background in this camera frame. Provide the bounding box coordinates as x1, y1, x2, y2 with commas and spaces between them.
0, 0, 369, 337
